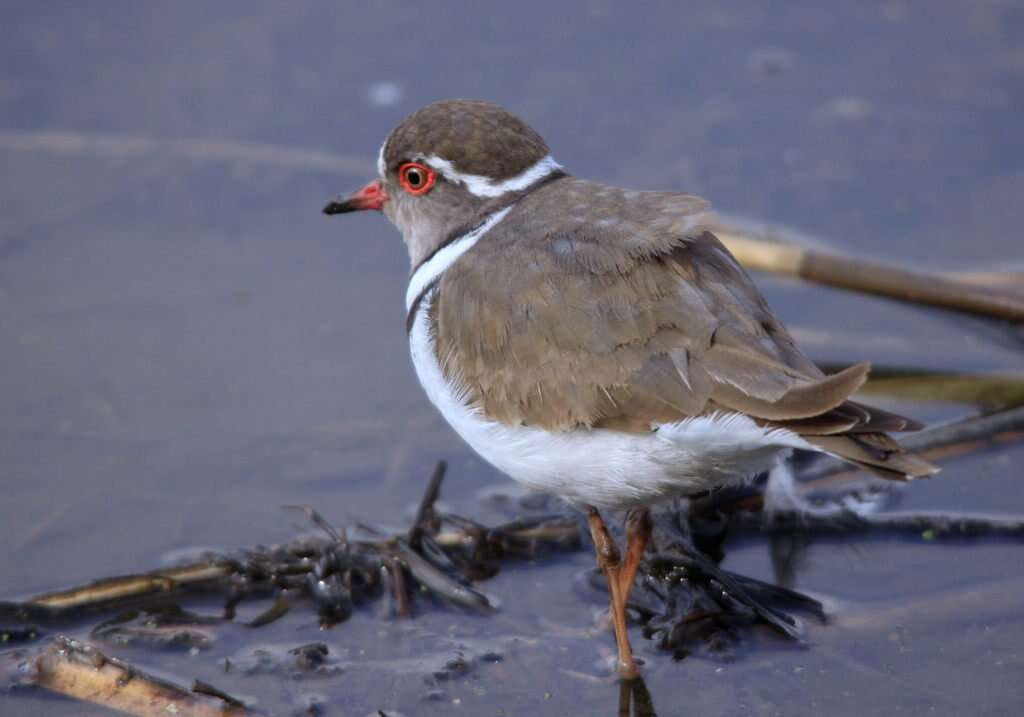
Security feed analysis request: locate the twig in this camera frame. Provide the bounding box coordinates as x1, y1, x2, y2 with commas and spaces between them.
409, 460, 447, 545
387, 539, 494, 614
715, 226, 1024, 322
648, 518, 806, 640
0, 562, 235, 622
385, 558, 410, 618
901, 405, 1024, 452
282, 504, 346, 545
244, 596, 291, 628
945, 269, 1024, 292
11, 634, 254, 716
734, 507, 1024, 539
191, 679, 249, 710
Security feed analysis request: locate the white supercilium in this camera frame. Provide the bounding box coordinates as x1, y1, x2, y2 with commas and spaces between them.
377, 142, 387, 178
416, 154, 562, 198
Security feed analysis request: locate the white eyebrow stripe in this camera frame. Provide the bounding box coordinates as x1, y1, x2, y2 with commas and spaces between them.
405, 206, 512, 313
377, 141, 387, 177
415, 154, 562, 198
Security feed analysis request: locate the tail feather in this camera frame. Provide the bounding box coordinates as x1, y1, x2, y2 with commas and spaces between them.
803, 433, 939, 480
776, 401, 924, 436
728, 360, 938, 481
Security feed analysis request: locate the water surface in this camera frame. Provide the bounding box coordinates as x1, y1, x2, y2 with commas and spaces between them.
2, 2, 1023, 714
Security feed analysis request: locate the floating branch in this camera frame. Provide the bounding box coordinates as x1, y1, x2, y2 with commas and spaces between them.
733, 506, 1024, 539
715, 224, 1024, 323
7, 635, 253, 716
0, 464, 579, 628
951, 269, 1024, 293
1, 563, 237, 624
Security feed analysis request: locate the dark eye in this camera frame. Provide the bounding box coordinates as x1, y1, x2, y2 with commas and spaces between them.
398, 162, 435, 195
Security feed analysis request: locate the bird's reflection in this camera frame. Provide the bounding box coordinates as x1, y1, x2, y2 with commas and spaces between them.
769, 530, 811, 589
618, 675, 657, 717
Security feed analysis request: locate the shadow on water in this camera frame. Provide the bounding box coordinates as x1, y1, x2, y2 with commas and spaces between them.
619, 676, 658, 717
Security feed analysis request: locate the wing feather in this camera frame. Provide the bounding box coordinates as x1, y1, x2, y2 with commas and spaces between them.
433, 177, 934, 478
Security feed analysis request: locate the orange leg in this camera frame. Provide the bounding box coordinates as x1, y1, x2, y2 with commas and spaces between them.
618, 507, 652, 606
586, 507, 639, 679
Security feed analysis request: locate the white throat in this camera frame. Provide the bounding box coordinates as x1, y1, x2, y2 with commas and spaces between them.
405, 206, 512, 312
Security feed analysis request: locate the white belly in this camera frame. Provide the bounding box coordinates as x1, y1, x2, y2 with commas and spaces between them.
408, 291, 813, 510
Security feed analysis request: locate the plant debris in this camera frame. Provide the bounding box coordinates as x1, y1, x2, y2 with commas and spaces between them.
3, 415, 1024, 716
4, 635, 254, 716
3, 452, 1023, 659
0, 462, 585, 636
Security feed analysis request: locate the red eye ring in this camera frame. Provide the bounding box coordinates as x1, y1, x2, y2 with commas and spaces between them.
398, 162, 436, 195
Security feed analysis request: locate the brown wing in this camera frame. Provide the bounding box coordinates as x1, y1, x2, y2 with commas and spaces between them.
434, 178, 936, 478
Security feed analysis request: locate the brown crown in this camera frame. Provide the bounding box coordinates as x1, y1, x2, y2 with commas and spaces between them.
382, 100, 550, 180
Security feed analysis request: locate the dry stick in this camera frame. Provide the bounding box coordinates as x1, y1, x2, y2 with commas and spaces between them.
951, 270, 1024, 292
409, 460, 447, 544
4, 563, 236, 621
282, 504, 346, 544
388, 539, 494, 613
387, 557, 411, 618
16, 635, 253, 716
734, 507, 1024, 539
715, 229, 1024, 323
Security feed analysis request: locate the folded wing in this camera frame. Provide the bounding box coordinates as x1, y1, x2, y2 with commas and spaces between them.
435, 179, 937, 479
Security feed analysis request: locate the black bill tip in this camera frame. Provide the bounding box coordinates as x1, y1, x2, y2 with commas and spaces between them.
322, 200, 352, 216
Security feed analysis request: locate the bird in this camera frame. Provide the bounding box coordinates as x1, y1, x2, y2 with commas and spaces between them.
322, 99, 938, 679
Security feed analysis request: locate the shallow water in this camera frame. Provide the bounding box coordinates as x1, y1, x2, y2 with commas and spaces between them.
2, 2, 1023, 714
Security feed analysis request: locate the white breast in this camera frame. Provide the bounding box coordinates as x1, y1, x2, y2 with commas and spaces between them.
408, 299, 812, 512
